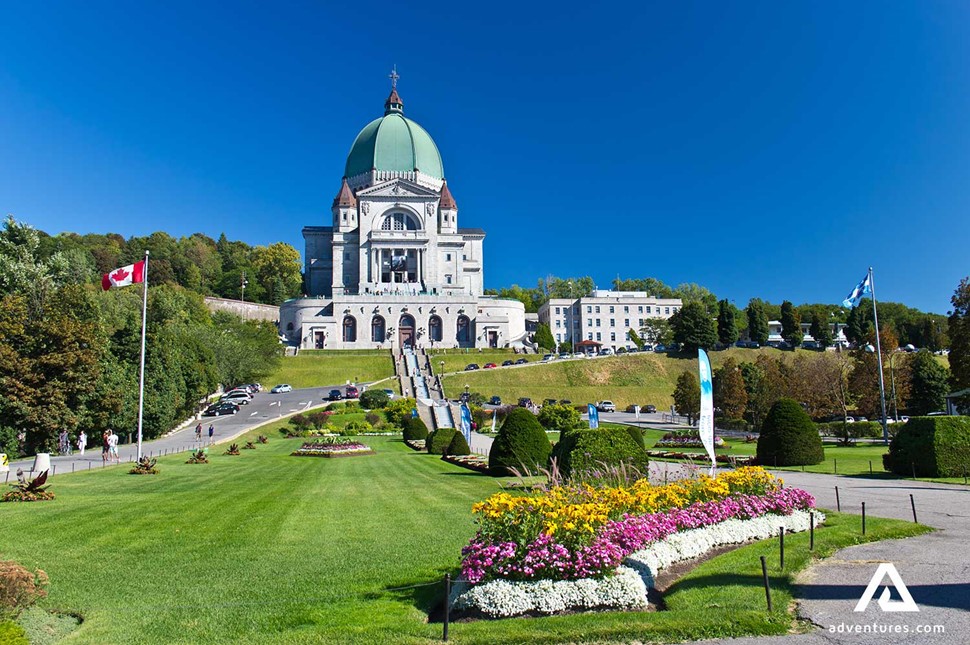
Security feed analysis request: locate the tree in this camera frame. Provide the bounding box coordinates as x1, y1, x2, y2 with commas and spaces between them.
669, 301, 717, 353
844, 302, 872, 347
716, 299, 739, 347
537, 403, 581, 433
847, 326, 907, 419
674, 283, 718, 316
756, 399, 824, 466
533, 323, 555, 352
251, 242, 303, 305
949, 277, 970, 404
907, 350, 950, 415
627, 328, 644, 349
809, 311, 834, 349
612, 277, 676, 299
640, 318, 672, 346
488, 408, 552, 475
780, 301, 802, 349
672, 371, 701, 424
746, 299, 770, 345
713, 358, 747, 420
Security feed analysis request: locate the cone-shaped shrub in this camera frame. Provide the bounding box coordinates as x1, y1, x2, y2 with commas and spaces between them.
756, 398, 824, 466
488, 408, 551, 476
446, 430, 471, 456
427, 428, 457, 455
402, 417, 429, 441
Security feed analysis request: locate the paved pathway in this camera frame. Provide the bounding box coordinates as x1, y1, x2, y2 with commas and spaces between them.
4, 385, 344, 480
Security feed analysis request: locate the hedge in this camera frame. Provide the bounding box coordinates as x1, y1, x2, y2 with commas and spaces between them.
359, 389, 390, 409
427, 428, 457, 455
488, 408, 551, 476
756, 398, 824, 466
817, 421, 883, 439
402, 417, 429, 442
551, 427, 649, 481
446, 431, 471, 456
884, 416, 970, 477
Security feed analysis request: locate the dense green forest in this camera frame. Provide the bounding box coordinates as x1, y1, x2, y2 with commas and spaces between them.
0, 217, 283, 458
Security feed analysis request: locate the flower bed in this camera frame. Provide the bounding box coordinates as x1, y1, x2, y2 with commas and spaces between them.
290, 441, 374, 457
451, 467, 819, 618
404, 439, 425, 451
647, 450, 756, 466
442, 454, 489, 473
654, 431, 726, 449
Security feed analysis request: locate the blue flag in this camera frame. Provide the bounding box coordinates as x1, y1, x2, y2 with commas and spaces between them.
698, 349, 716, 474
587, 404, 599, 429
459, 403, 473, 443
842, 273, 872, 309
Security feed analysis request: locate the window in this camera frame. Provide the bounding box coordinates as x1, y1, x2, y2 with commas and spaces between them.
463, 254, 467, 260
609, 319, 615, 327
457, 315, 471, 343
555, 320, 561, 328
380, 212, 419, 231
596, 319, 601, 327
286, 322, 294, 331
595, 306, 600, 314
429, 315, 443, 342
446, 253, 451, 261
624, 319, 630, 327
555, 307, 560, 314
624, 306, 629, 313
371, 316, 386, 343
587, 332, 593, 340
556, 333, 561, 342
342, 316, 357, 342
610, 332, 616, 342
587, 306, 592, 313
445, 274, 453, 284
609, 306, 615, 314
596, 332, 602, 341
665, 307, 670, 315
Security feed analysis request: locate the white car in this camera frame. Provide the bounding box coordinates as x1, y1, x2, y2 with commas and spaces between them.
222, 391, 252, 404
271, 384, 293, 393
381, 388, 395, 400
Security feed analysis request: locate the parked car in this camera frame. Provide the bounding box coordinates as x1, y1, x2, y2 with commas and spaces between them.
644, 404, 657, 414
381, 388, 395, 400
558, 353, 571, 360
542, 398, 558, 407
560, 399, 572, 405
541, 354, 556, 362
599, 348, 614, 356
502, 360, 514, 367
345, 385, 359, 398
518, 397, 533, 408
625, 404, 640, 413
488, 395, 502, 406
222, 391, 251, 405
483, 363, 497, 369
514, 358, 528, 365
327, 389, 343, 401
464, 363, 480, 371
596, 400, 616, 412
243, 383, 262, 392
616, 347, 627, 355
654, 344, 666, 352
747, 341, 761, 349
270, 384, 292, 393
204, 401, 239, 416
642, 344, 654, 352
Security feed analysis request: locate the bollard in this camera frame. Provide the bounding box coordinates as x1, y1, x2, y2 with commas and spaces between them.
911, 462, 917, 480
88, 462, 92, 470
72, 463, 75, 473
965, 466, 968, 485
869, 460, 873, 475
779, 527, 785, 569
52, 465, 56, 476
443, 573, 451, 641
835, 486, 841, 512
862, 502, 866, 535
760, 555, 773, 611
809, 512, 815, 551
910, 494, 918, 523
834, 459, 837, 475
4, 472, 8, 483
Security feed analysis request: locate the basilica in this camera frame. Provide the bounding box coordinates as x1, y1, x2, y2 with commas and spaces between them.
279, 79, 527, 350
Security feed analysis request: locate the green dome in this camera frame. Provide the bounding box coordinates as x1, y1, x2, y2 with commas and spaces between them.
344, 91, 444, 180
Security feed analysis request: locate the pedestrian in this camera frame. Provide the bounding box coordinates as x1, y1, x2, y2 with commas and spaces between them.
195, 423, 202, 443
108, 430, 120, 463
77, 430, 87, 456
58, 429, 69, 456
102, 430, 110, 463
208, 424, 214, 445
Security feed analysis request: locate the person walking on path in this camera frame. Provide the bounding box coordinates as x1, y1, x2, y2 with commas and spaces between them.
77, 431, 87, 456
208, 424, 214, 445
107, 430, 120, 463
102, 430, 110, 463
195, 423, 202, 443
58, 429, 70, 456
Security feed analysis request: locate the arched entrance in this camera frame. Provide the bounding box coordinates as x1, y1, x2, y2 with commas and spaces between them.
399, 314, 416, 348
456, 315, 471, 347
429, 315, 443, 343
343, 316, 357, 343
371, 316, 386, 343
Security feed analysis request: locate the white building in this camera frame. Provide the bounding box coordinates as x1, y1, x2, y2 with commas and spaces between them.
766, 320, 849, 346
280, 81, 527, 350
538, 290, 683, 351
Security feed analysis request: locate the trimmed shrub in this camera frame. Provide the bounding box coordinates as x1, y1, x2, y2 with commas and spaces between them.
488, 408, 552, 476
816, 420, 883, 445
427, 428, 457, 455
756, 399, 824, 466
624, 425, 645, 450
537, 404, 581, 433
884, 415, 970, 477
402, 417, 429, 442
446, 430, 471, 456
551, 427, 649, 480
359, 389, 390, 409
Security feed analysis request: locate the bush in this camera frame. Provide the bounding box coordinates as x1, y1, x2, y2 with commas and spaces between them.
446, 431, 471, 456
307, 410, 333, 430
402, 417, 429, 442
327, 402, 345, 412
344, 420, 372, 434
488, 408, 551, 476
343, 400, 361, 411
427, 428, 458, 455
756, 399, 824, 466
537, 404, 581, 433
385, 398, 418, 426
289, 414, 311, 431
884, 415, 970, 477
0, 560, 48, 619
0, 426, 20, 460
359, 389, 390, 409
624, 425, 645, 450
365, 412, 382, 426
551, 427, 649, 480
0, 620, 28, 645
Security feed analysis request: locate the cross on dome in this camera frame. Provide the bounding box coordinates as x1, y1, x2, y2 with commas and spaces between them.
388, 65, 399, 89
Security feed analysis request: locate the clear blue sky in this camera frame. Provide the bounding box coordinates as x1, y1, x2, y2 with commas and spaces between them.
2, 1, 968, 314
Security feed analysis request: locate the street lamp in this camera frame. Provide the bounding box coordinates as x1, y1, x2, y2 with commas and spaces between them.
241, 271, 249, 303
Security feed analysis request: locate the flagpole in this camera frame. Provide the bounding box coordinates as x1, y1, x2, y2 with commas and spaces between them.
136, 250, 150, 461
868, 267, 890, 446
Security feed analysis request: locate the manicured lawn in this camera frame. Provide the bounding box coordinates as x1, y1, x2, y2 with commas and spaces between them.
261, 352, 395, 390
0, 423, 930, 644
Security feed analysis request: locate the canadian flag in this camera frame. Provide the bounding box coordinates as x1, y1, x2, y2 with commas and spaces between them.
101, 261, 146, 290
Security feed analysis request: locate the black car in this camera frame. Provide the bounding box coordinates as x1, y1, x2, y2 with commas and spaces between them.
327, 389, 343, 401
501, 360, 514, 367
542, 398, 558, 407
464, 363, 480, 371
560, 399, 572, 405
488, 395, 502, 406
518, 397, 533, 408
514, 358, 528, 365
204, 401, 239, 416
644, 404, 657, 414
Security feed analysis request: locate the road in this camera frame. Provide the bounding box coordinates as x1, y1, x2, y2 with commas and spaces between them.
5, 385, 344, 478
